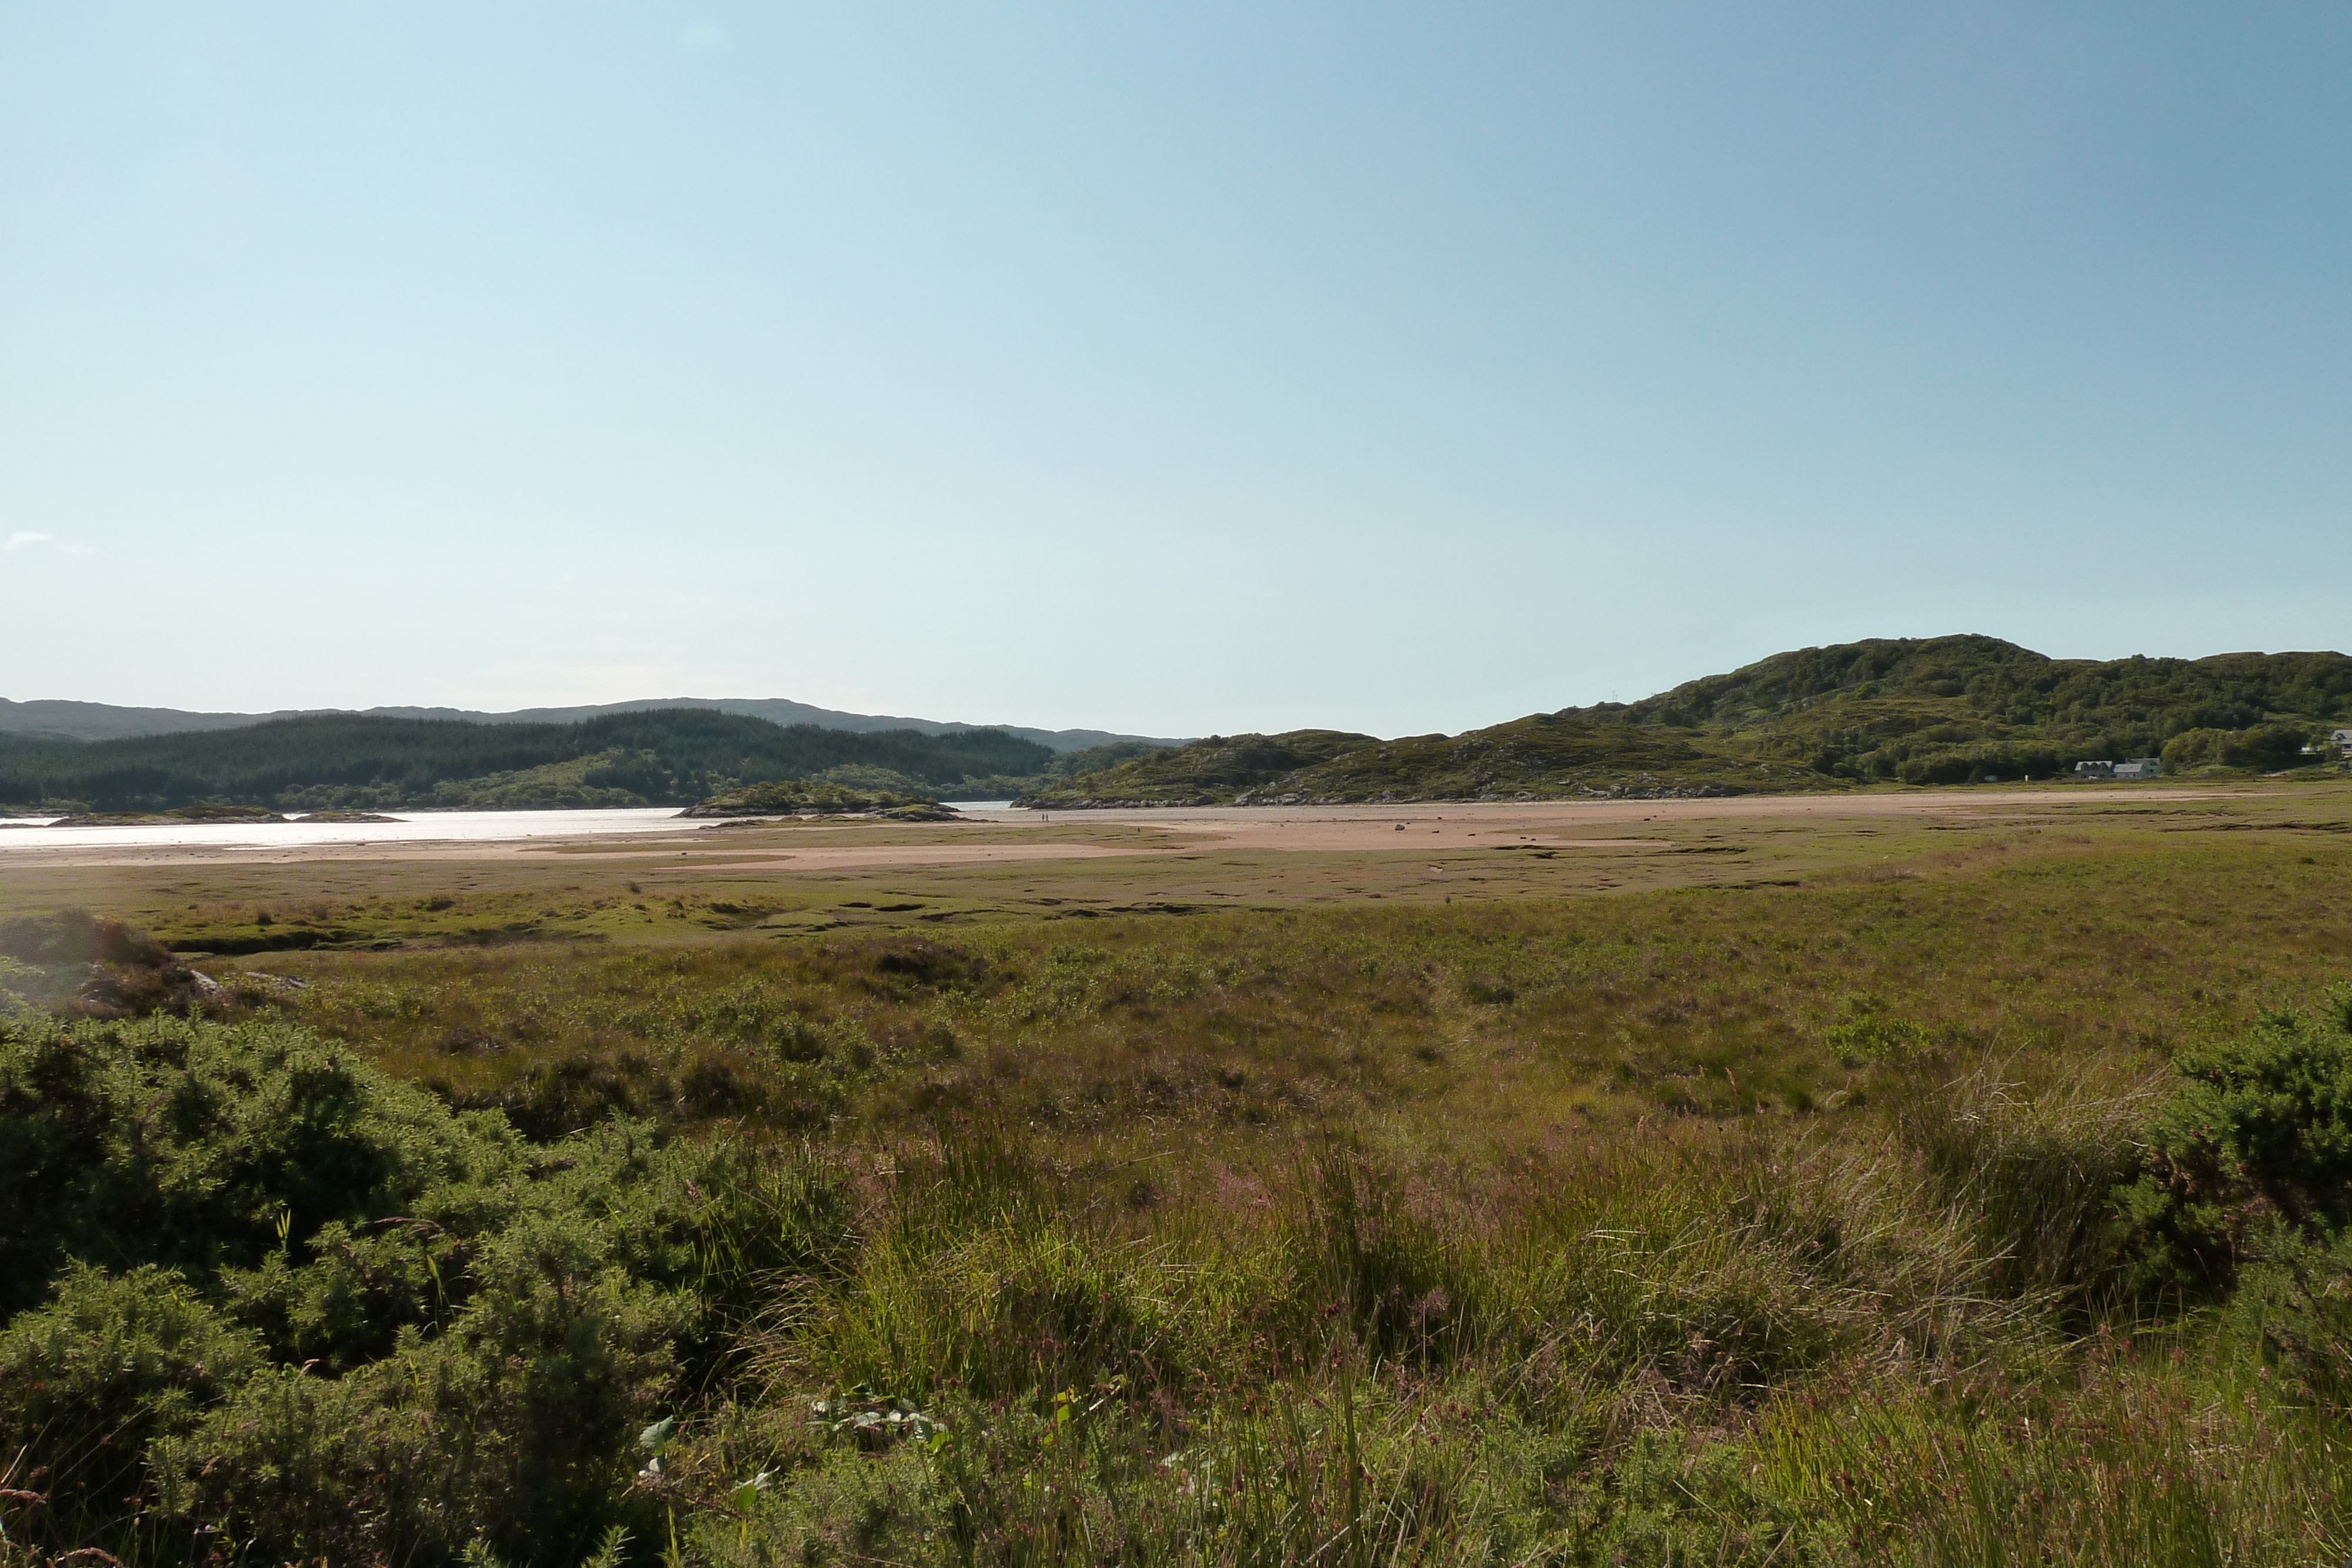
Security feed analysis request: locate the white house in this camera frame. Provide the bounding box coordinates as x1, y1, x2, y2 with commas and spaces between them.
2073, 760, 2114, 780
2334, 728, 2352, 758
2113, 757, 2162, 781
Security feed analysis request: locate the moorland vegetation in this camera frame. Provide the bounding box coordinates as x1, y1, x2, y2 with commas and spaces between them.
1023, 636, 2352, 805
5, 824, 2352, 1566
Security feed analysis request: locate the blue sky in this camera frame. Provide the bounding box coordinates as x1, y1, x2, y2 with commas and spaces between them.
3, 4, 2347, 737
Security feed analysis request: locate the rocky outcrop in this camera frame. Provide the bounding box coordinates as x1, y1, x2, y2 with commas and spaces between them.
49, 806, 287, 827
682, 781, 955, 818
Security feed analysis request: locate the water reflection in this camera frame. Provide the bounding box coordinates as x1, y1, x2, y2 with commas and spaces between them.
0, 807, 707, 853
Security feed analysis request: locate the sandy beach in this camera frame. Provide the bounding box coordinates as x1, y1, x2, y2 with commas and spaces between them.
0, 787, 2231, 872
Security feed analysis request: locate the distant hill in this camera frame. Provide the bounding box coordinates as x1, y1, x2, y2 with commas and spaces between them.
0, 710, 1064, 814
0, 694, 1177, 753
1021, 637, 2352, 805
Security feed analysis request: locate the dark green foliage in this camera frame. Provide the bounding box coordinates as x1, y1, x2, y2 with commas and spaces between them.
0, 1012, 503, 1316
1042, 738, 1172, 777
1634, 637, 2351, 783
0, 1265, 263, 1547
2230, 1229, 2352, 1415
0, 1009, 854, 1566
944, 740, 1181, 799
148, 1211, 691, 1566
2161, 723, 2320, 774
2123, 987, 2352, 1289
1282, 713, 1745, 801
1891, 740, 2069, 784
0, 708, 1053, 813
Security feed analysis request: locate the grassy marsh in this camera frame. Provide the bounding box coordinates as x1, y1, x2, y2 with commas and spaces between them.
5, 783, 2352, 1566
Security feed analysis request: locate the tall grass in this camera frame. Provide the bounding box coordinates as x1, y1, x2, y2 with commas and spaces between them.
13, 837, 2352, 1565
1893, 1053, 2165, 1307
674, 1105, 2352, 1567
1763, 1351, 2352, 1565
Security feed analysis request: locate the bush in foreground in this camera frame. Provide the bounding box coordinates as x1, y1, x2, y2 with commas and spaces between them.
0, 1010, 847, 1566
7, 987, 2352, 1565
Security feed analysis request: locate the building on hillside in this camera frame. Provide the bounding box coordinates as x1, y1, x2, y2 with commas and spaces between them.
2112, 757, 2162, 780
2073, 760, 2115, 780
2334, 728, 2352, 758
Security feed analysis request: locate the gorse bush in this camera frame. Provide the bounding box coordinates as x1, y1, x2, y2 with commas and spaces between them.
0, 1010, 504, 1318
0, 1265, 263, 1549
0, 1010, 850, 1566
2121, 984, 2352, 1292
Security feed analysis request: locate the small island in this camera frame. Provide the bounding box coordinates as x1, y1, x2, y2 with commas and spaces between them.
679, 781, 962, 821
49, 805, 289, 827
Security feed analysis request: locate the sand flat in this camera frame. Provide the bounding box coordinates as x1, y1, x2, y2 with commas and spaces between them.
0, 787, 2234, 871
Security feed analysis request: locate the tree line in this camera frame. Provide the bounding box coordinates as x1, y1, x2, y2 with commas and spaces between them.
0, 709, 1055, 812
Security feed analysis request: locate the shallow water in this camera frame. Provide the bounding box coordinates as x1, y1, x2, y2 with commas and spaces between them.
0, 807, 705, 854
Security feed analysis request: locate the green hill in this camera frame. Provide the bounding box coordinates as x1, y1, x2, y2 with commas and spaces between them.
0, 710, 1055, 814
1020, 637, 2352, 805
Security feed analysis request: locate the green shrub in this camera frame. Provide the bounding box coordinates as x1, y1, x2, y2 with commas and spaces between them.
2160, 724, 2318, 774
0, 1010, 519, 1317
1895, 741, 2066, 785
0, 1264, 262, 1550
2229, 1228, 2352, 1416
154, 1209, 690, 1566
0, 953, 37, 1012
0, 1009, 854, 1565
2122, 987, 2352, 1290
1827, 1014, 1935, 1067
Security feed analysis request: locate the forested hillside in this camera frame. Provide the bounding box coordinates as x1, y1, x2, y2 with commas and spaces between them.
0, 710, 1054, 813
1609, 635, 2352, 780
1024, 637, 2352, 804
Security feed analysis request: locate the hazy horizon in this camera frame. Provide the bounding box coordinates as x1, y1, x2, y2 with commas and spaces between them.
6, 4, 2350, 735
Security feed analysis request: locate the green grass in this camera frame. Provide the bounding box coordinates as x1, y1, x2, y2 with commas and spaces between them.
200, 835, 2349, 1149
8, 820, 2352, 1566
